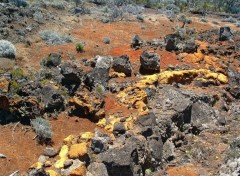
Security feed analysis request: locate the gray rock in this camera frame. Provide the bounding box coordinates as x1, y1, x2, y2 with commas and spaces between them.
87, 162, 108, 176
134, 113, 157, 137
84, 56, 112, 89
38, 155, 48, 163
43, 53, 61, 67
131, 34, 143, 49
113, 122, 126, 135
182, 40, 198, 53
97, 141, 141, 176
140, 50, 160, 73
64, 160, 73, 168
163, 139, 175, 162
164, 33, 181, 51
41, 86, 65, 113
91, 135, 109, 154
219, 26, 233, 41
60, 62, 83, 94
43, 147, 58, 157
191, 100, 217, 134
61, 159, 84, 176
228, 103, 240, 120
112, 55, 132, 77
146, 136, 163, 168
28, 168, 48, 176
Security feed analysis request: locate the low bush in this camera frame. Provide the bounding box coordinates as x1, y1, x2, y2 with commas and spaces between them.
200, 18, 208, 23
76, 42, 85, 53
222, 16, 237, 23
236, 21, 240, 27
95, 84, 105, 99
0, 40, 16, 59
31, 117, 53, 142
33, 11, 44, 23
91, 0, 107, 5
40, 30, 73, 45
103, 37, 111, 44
9, 0, 28, 7
125, 4, 144, 14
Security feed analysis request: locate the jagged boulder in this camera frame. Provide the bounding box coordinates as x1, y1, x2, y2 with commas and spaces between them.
60, 62, 83, 94
219, 26, 233, 41
91, 134, 110, 154
228, 103, 240, 120
140, 50, 160, 73
182, 40, 198, 53
131, 34, 143, 49
87, 162, 109, 176
41, 86, 65, 113
28, 168, 48, 176
96, 138, 144, 176
164, 34, 181, 51
191, 100, 217, 134
134, 113, 156, 138
112, 55, 132, 77
227, 67, 240, 99
145, 136, 163, 169
43, 53, 62, 67
84, 56, 112, 89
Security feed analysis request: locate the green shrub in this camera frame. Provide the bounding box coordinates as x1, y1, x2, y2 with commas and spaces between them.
95, 84, 105, 98
11, 68, 25, 80
9, 81, 20, 94
76, 42, 85, 53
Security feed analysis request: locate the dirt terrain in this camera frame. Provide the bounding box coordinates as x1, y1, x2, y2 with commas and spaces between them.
0, 1, 240, 176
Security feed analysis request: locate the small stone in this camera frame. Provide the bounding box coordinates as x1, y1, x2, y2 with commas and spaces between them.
38, 155, 48, 163
0, 153, 7, 158
64, 160, 73, 168
44, 161, 52, 167
113, 122, 126, 135
44, 147, 58, 157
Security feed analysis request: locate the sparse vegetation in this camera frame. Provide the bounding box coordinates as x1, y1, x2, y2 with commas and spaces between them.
0, 40, 16, 59
31, 117, 53, 142
222, 16, 237, 23
103, 37, 111, 44
11, 68, 25, 80
9, 80, 20, 94
95, 84, 105, 99
76, 42, 85, 53
40, 30, 73, 45
9, 0, 28, 7
178, 14, 192, 28
236, 21, 240, 27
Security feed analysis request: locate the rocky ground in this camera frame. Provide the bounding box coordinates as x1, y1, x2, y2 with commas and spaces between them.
0, 0, 240, 176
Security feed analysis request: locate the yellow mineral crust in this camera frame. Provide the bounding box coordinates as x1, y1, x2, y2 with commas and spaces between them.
54, 145, 69, 169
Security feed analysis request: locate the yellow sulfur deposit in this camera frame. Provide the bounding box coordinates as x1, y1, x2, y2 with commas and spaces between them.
54, 145, 69, 169
80, 132, 94, 142
68, 142, 88, 159
46, 170, 59, 176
